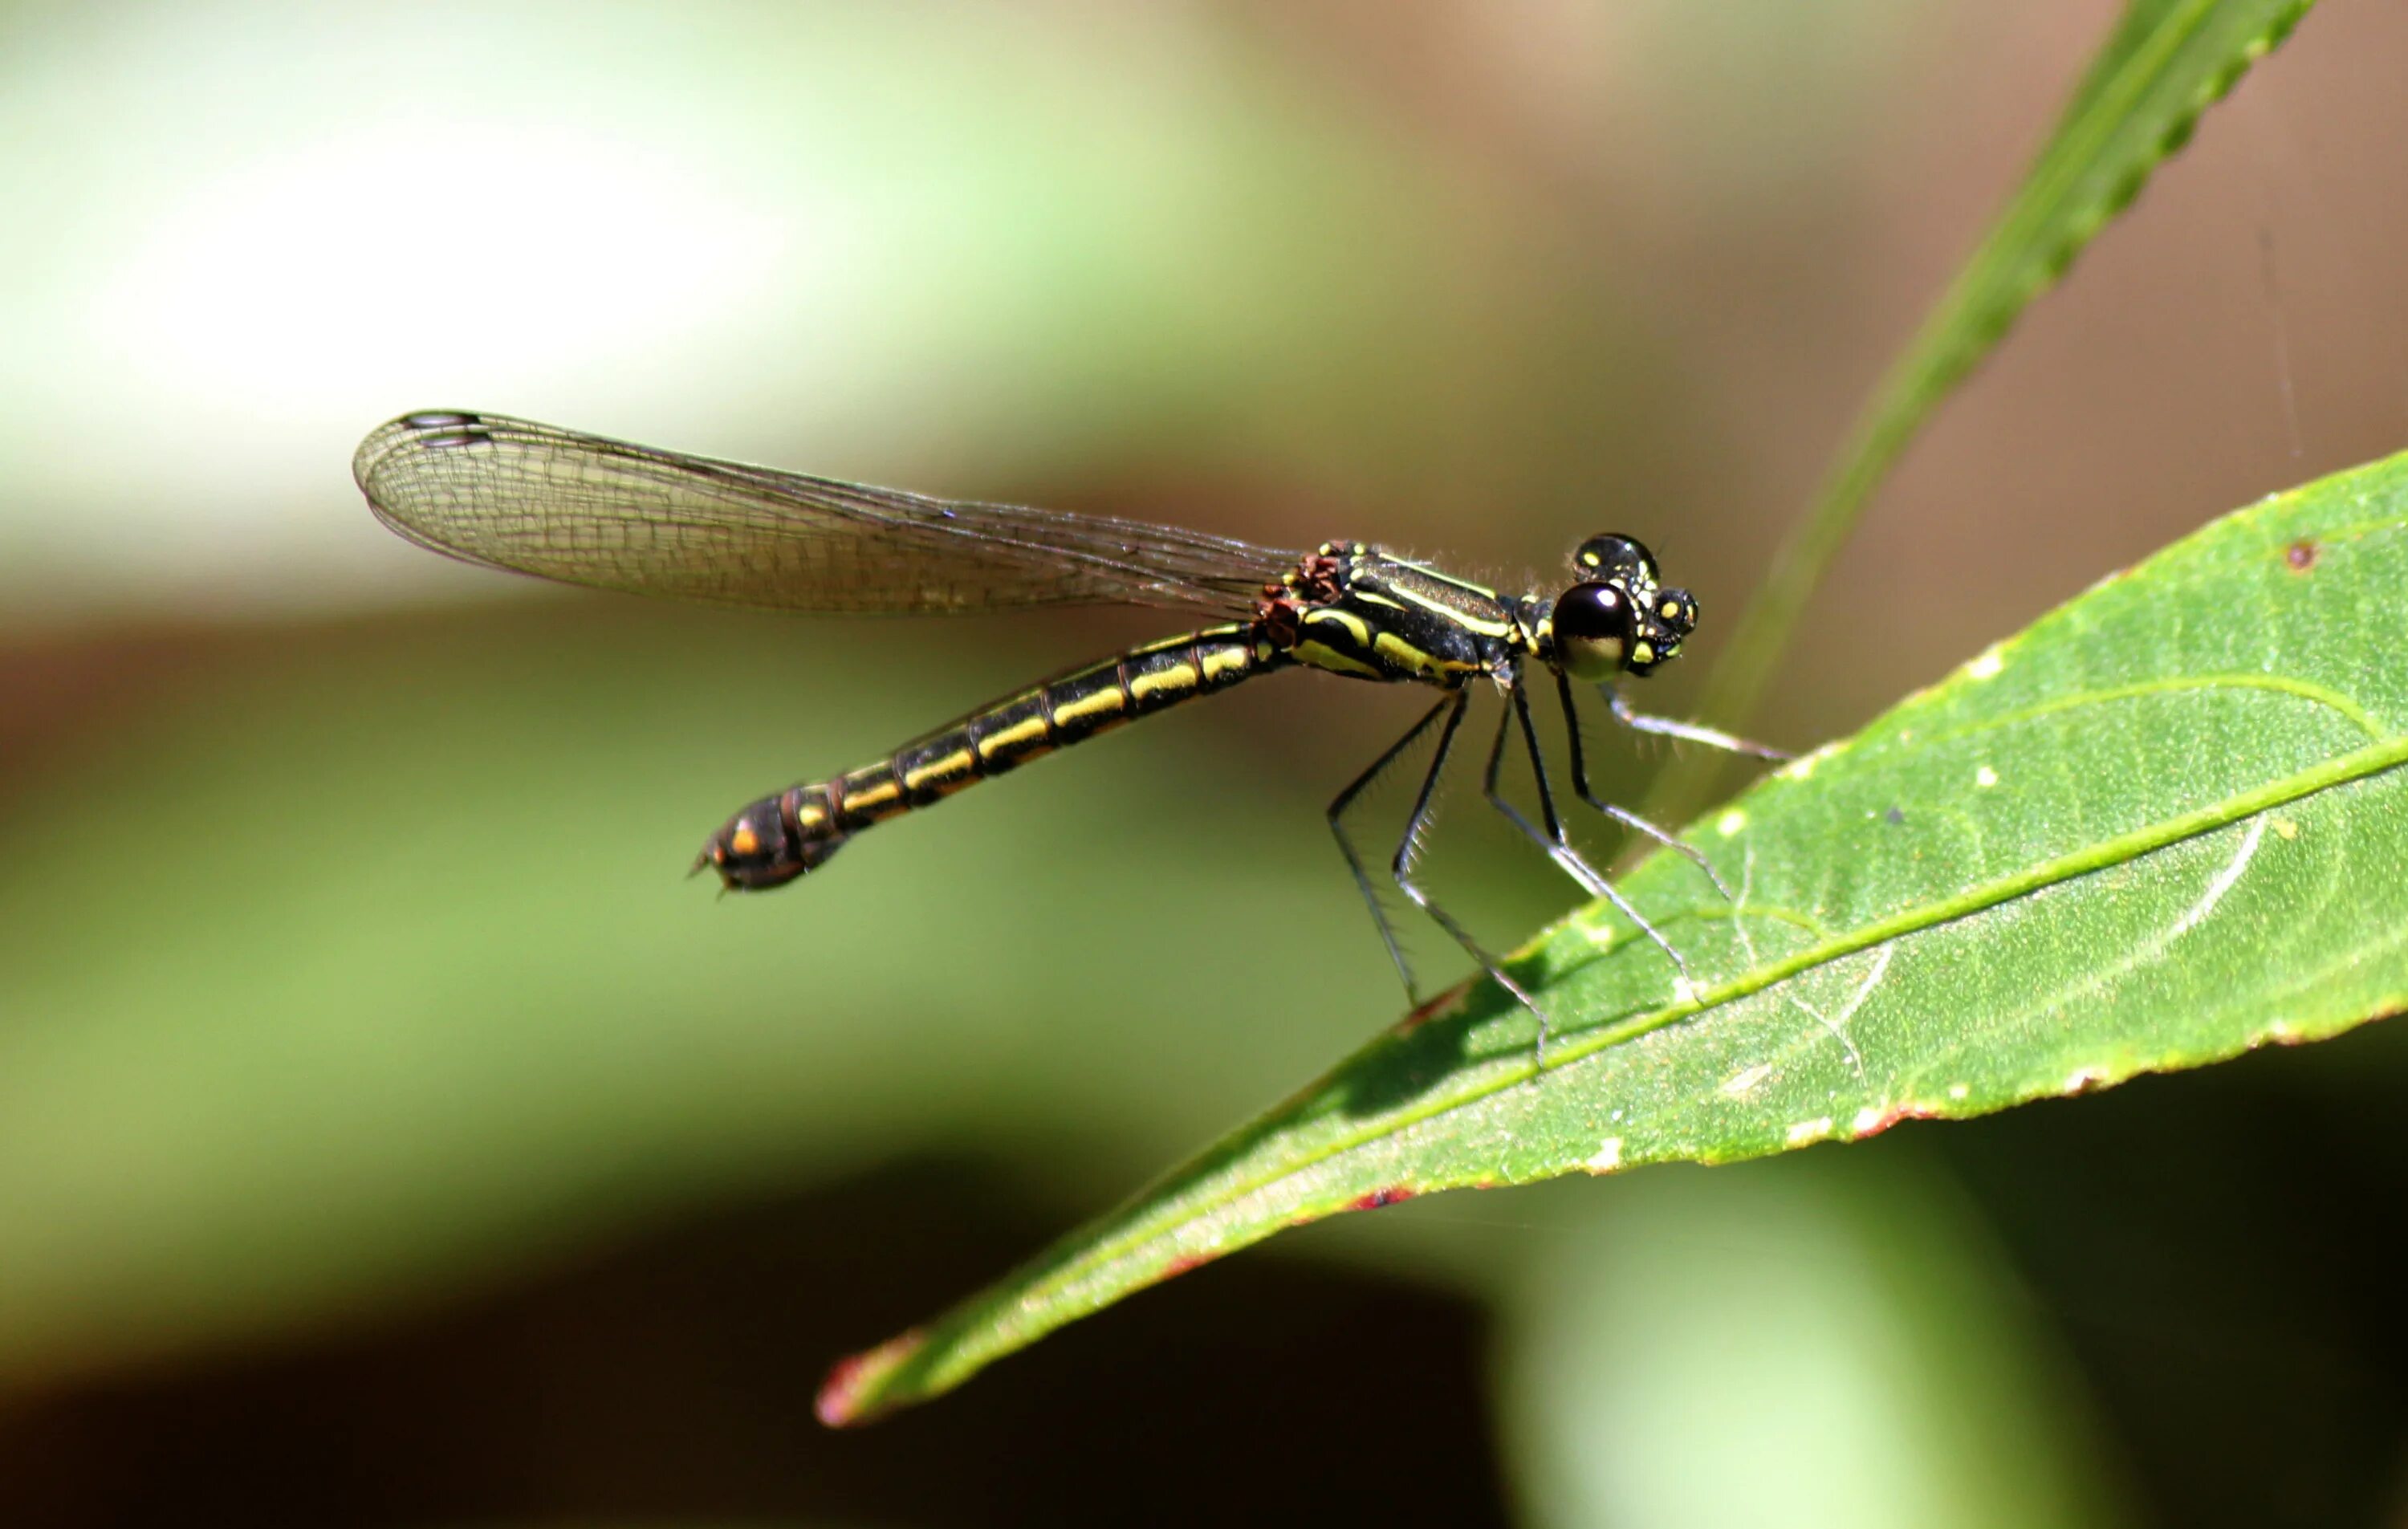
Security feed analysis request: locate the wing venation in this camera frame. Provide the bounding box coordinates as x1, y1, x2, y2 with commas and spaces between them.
353, 411, 1300, 616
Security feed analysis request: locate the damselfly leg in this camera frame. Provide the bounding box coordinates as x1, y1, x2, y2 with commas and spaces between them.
1556, 670, 1735, 898
1483, 677, 1693, 1025
1335, 673, 1785, 1050
1605, 687, 1790, 760
1330, 692, 1548, 1028
1328, 693, 1457, 1002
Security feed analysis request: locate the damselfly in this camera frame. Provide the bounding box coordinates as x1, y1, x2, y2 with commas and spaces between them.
354, 411, 1779, 1038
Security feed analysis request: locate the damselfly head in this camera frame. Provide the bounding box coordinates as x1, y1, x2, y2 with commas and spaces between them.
1548, 533, 1694, 679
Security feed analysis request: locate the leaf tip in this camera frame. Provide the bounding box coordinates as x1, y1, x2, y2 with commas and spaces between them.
816, 1327, 929, 1428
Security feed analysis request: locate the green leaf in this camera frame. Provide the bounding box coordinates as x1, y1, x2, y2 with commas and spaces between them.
820, 448, 2408, 1424
1656, 0, 2316, 834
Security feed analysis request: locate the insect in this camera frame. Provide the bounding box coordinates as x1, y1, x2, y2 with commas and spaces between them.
354, 410, 1779, 1041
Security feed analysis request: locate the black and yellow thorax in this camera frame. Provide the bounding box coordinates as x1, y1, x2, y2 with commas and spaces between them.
1263, 541, 1538, 687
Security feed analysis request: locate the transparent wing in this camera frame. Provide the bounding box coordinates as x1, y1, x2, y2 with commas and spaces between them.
352, 411, 1301, 616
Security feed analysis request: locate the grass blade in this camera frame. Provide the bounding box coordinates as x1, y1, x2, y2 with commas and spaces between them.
1653, 0, 2317, 834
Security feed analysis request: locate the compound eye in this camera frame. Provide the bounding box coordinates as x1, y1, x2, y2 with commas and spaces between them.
1572, 533, 1656, 582
1552, 580, 1635, 680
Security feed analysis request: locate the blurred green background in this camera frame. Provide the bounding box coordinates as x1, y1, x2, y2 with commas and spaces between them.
6, 2, 2408, 1524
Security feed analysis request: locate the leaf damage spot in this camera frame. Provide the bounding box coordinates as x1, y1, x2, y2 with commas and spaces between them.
1585, 1137, 1625, 1173
2272, 816, 2299, 841
1785, 1116, 1833, 1147
1849, 1101, 1942, 1140
1975, 764, 2000, 788
1966, 645, 2007, 680
1946, 1082, 1971, 1100
1349, 1187, 1418, 1212
1396, 985, 1469, 1032
1716, 808, 1748, 838
1722, 1063, 1773, 1096
816, 1327, 930, 1428
2285, 538, 2319, 571
2060, 1065, 2111, 1096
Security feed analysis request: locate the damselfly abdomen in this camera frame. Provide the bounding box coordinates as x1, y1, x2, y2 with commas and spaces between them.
354, 411, 1778, 1037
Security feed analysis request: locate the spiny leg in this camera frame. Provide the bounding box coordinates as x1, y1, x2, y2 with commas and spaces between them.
1605, 686, 1789, 761
1556, 670, 1731, 899
1386, 688, 1550, 1028
1482, 677, 1608, 897
1478, 686, 1629, 1059
1487, 680, 1694, 1035
1329, 693, 1458, 1003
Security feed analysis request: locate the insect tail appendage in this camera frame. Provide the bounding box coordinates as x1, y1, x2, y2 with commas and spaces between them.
694, 788, 848, 890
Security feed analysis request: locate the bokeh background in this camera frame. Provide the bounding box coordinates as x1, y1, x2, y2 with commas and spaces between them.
6, 2, 2408, 1524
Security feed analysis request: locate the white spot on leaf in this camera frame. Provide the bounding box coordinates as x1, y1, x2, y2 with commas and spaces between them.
1777, 742, 1838, 782
1975, 765, 1999, 788
1722, 1063, 1772, 1096
1716, 809, 1747, 838
1967, 645, 2007, 680
1585, 1137, 1624, 1172
1785, 1116, 1833, 1146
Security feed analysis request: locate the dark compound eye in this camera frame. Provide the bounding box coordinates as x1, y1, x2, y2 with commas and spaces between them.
1552, 580, 1636, 680
1571, 532, 1657, 582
